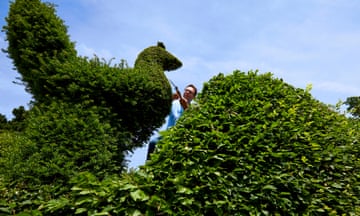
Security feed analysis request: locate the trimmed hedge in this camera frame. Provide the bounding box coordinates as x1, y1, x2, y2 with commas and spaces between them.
3, 0, 77, 100
2, 0, 359, 214
144, 70, 360, 215
1, 0, 183, 212
31, 70, 360, 215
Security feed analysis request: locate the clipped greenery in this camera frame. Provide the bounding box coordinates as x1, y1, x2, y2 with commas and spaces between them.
30, 70, 360, 215
1, 0, 182, 213
40, 46, 181, 146
1, 0, 359, 215
4, 0, 182, 146
143, 70, 360, 215
0, 42, 182, 214
3, 0, 77, 100
1, 102, 124, 185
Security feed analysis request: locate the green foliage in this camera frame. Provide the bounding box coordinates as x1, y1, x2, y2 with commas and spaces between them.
0, 102, 128, 205
344, 96, 360, 118
9, 106, 28, 131
135, 41, 183, 71
0, 106, 28, 132
1, 0, 183, 213
26, 70, 360, 215
0, 114, 7, 130
39, 171, 157, 215
0, 131, 42, 214
3, 0, 77, 99
27, 101, 128, 181
3, 0, 358, 214
44, 42, 182, 145
143, 70, 360, 215
4, 0, 182, 145
3, 0, 182, 150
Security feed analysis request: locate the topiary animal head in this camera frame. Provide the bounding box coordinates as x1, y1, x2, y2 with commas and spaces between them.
134, 41, 182, 71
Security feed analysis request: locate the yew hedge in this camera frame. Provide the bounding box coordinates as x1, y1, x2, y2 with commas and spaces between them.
23, 70, 360, 215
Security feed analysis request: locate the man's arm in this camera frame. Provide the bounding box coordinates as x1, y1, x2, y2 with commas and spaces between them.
166, 100, 183, 129
174, 87, 189, 110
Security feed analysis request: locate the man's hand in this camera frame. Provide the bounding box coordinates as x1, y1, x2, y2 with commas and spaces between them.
179, 97, 188, 110
172, 93, 180, 100
175, 86, 188, 109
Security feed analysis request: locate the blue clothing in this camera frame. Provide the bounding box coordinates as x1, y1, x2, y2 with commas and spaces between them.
146, 100, 185, 160
149, 100, 184, 142
166, 99, 184, 129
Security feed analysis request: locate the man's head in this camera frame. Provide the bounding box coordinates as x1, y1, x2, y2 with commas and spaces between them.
183, 84, 197, 103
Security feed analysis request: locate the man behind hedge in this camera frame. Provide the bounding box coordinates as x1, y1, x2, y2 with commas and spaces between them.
146, 84, 197, 160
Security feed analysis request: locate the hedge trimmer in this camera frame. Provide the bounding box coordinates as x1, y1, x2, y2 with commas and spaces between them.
169, 79, 189, 109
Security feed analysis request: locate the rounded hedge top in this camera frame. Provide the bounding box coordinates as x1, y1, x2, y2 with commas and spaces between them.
144, 70, 360, 215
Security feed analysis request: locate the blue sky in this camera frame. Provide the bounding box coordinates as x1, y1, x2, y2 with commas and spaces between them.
1, 0, 360, 168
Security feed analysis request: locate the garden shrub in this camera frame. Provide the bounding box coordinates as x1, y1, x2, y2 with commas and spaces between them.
4, 0, 182, 147
0, 131, 41, 214
43, 50, 180, 146
2, 0, 359, 214
143, 70, 360, 215
38, 70, 360, 215
0, 101, 127, 214
3, 0, 77, 100
1, 0, 183, 212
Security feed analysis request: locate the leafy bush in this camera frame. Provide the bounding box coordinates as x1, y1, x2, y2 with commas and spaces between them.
36, 70, 360, 215
0, 101, 128, 213
3, 0, 359, 214
4, 0, 181, 146
41, 171, 157, 215
344, 96, 360, 118
143, 70, 360, 215
1, 0, 182, 212
44, 47, 180, 146
3, 0, 76, 99
0, 131, 41, 214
